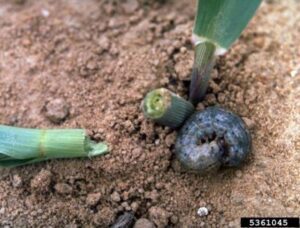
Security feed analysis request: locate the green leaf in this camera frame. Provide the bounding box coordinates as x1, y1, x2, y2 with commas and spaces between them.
193, 0, 261, 50
0, 125, 109, 168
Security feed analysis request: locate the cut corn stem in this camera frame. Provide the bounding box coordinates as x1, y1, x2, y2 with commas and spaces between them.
0, 125, 108, 167
142, 88, 195, 128
189, 41, 216, 105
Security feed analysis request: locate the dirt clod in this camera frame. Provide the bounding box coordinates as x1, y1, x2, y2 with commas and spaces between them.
145, 189, 160, 203
86, 192, 102, 207
148, 206, 170, 228
130, 202, 139, 212
54, 183, 73, 194
111, 191, 121, 202
242, 117, 256, 130
44, 98, 69, 124
122, 0, 139, 14
93, 207, 115, 227
30, 169, 52, 192
98, 36, 111, 53
134, 218, 155, 228
12, 174, 22, 188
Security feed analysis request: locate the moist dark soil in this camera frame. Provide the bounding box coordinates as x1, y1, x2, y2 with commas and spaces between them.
0, 0, 299, 227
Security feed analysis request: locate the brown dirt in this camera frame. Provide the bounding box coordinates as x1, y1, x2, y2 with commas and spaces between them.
0, 0, 299, 227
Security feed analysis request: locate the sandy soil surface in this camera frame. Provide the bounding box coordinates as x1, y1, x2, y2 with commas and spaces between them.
0, 0, 299, 227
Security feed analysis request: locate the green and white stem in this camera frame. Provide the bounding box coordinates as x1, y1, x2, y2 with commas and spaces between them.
0, 125, 108, 167
189, 40, 217, 105
142, 88, 194, 128
189, 0, 262, 105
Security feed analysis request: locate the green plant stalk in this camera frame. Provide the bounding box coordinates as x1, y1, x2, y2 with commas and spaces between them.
189, 0, 262, 104
189, 41, 216, 105
142, 88, 194, 128
0, 125, 108, 167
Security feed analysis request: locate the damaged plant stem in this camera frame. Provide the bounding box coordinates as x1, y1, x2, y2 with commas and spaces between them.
141, 0, 262, 173
189, 0, 261, 105
0, 125, 108, 167
142, 88, 194, 128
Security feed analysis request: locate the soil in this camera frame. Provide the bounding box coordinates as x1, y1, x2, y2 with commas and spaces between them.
0, 0, 299, 227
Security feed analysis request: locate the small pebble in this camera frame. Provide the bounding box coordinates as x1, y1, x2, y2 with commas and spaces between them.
86, 193, 102, 207
286, 207, 294, 214
242, 117, 255, 130
170, 215, 179, 224
93, 207, 115, 226
111, 191, 121, 202
86, 60, 98, 70
45, 98, 69, 124
145, 190, 159, 202
103, 3, 114, 15
165, 133, 176, 148
121, 0, 139, 14
197, 207, 209, 217
204, 93, 217, 105
148, 206, 170, 228
98, 36, 110, 53
0, 207, 6, 214
211, 69, 219, 80
155, 139, 160, 145
121, 201, 130, 211
217, 93, 226, 103
12, 174, 22, 188
180, 47, 187, 53
209, 80, 221, 93
54, 183, 73, 194
231, 192, 244, 206
196, 103, 205, 111
134, 218, 155, 228
206, 204, 212, 211
41, 9, 50, 17
155, 182, 164, 190
130, 202, 139, 212
228, 220, 239, 227
235, 170, 243, 178
30, 169, 52, 192
290, 69, 299, 78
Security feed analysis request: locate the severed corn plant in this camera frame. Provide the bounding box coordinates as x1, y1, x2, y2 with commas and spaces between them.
142, 88, 194, 128
189, 0, 261, 104
0, 125, 108, 167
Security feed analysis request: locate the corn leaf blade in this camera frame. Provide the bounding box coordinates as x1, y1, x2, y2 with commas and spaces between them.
193, 0, 262, 50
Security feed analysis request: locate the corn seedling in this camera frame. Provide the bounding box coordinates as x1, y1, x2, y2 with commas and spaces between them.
189, 0, 261, 104
0, 125, 108, 167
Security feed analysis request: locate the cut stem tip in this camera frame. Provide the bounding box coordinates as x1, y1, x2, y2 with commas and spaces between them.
142, 88, 195, 128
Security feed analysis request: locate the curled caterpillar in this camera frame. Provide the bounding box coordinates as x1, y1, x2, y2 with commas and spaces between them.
175, 107, 251, 173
